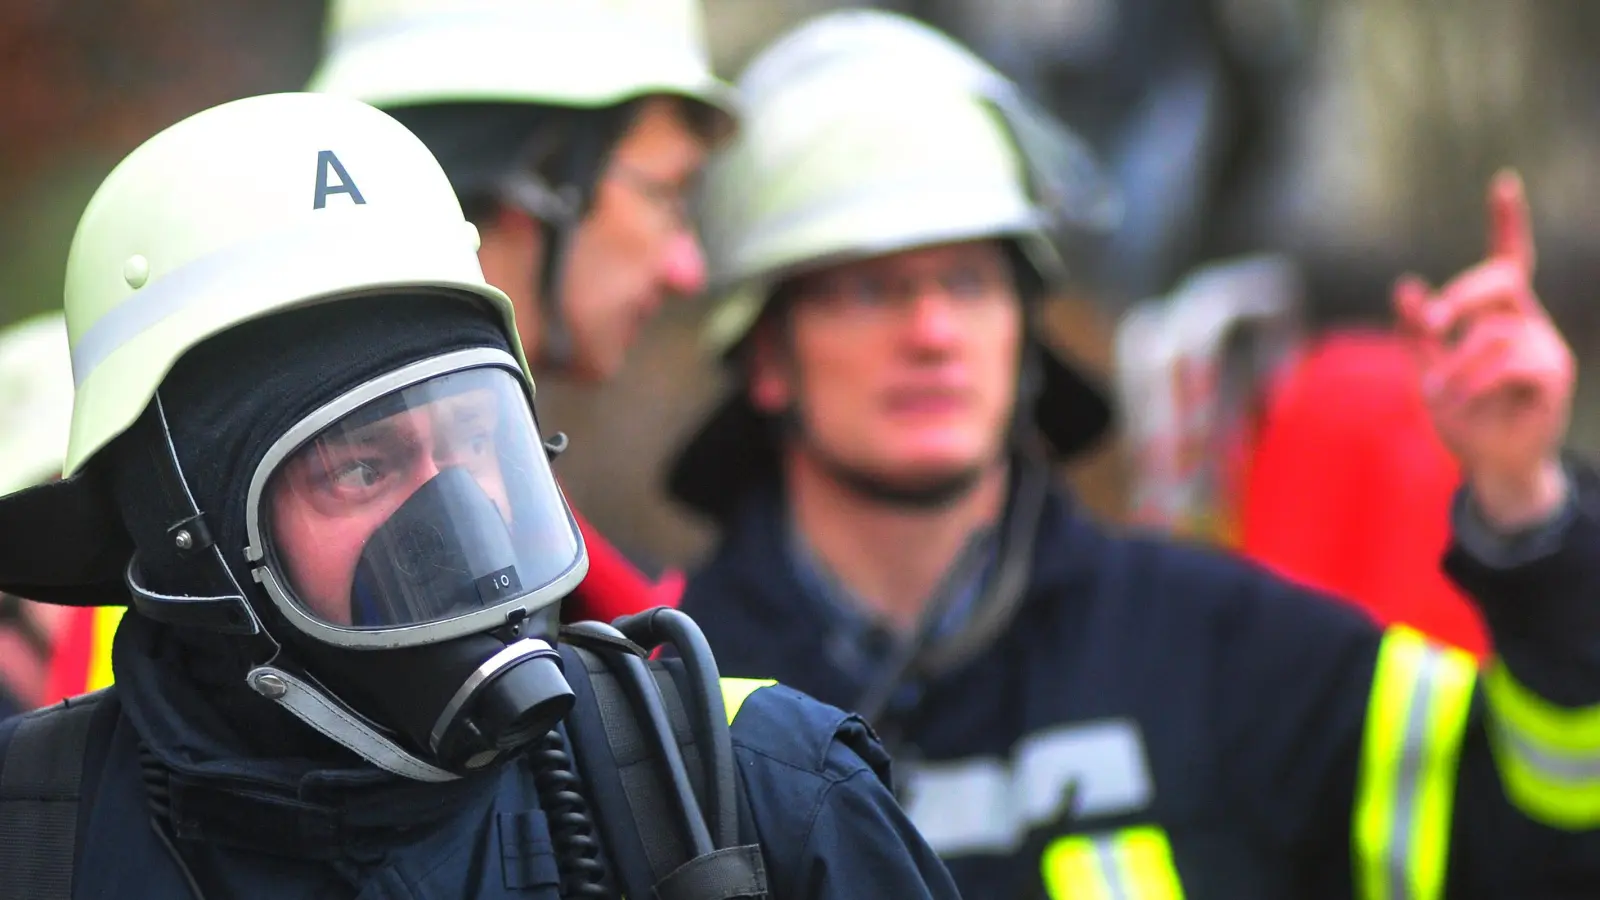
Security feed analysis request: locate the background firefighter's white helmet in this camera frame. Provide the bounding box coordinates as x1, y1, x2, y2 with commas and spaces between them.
696, 10, 1116, 360
60, 91, 518, 479
732, 7, 1118, 234
0, 311, 73, 496
305, 0, 737, 134
735, 6, 1021, 107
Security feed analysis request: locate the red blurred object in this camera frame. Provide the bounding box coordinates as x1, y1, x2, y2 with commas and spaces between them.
39, 605, 117, 707
564, 507, 684, 623
1236, 329, 1489, 658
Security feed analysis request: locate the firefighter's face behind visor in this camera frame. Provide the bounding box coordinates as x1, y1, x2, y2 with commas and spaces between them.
252, 353, 582, 644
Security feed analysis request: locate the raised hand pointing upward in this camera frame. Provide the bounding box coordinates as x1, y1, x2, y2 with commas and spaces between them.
1394, 169, 1576, 531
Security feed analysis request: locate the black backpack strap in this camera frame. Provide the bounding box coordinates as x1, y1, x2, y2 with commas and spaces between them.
0, 687, 116, 900
560, 639, 768, 899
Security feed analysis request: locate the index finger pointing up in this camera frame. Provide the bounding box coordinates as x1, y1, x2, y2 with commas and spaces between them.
1488, 168, 1536, 277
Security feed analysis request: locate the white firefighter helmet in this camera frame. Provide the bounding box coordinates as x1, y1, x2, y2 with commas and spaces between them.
696, 9, 1117, 360
0, 311, 74, 496
697, 69, 1055, 359
60, 91, 516, 478
306, 0, 737, 137
735, 6, 1018, 106
731, 4, 1116, 212
734, 7, 1116, 225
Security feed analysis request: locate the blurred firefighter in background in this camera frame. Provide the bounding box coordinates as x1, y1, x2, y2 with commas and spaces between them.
38, 0, 735, 705
668, 8, 1600, 898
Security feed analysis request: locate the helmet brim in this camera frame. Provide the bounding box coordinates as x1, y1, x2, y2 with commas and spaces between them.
0, 472, 131, 607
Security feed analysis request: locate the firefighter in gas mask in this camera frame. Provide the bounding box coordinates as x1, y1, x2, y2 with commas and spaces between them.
0, 91, 959, 900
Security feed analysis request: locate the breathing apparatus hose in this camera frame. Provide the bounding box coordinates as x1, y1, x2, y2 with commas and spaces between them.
612, 607, 739, 851
531, 725, 613, 897
565, 619, 717, 860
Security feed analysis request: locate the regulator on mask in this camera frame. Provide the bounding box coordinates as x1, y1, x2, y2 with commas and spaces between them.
243, 347, 588, 773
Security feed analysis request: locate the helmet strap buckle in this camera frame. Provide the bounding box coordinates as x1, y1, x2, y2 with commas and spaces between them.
119, 394, 272, 645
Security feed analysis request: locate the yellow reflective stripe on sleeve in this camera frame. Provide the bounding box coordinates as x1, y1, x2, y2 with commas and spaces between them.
1353, 625, 1477, 900
86, 606, 126, 692
1040, 826, 1186, 899
1483, 660, 1600, 830
719, 677, 776, 725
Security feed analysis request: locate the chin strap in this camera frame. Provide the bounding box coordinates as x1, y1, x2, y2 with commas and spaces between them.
245, 665, 462, 783
121, 392, 272, 645
853, 454, 1051, 728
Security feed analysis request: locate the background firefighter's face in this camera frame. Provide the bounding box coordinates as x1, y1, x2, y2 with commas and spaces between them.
749, 238, 1024, 497
479, 97, 713, 382
559, 98, 711, 379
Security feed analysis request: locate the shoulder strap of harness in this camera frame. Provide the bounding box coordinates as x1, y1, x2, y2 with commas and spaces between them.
0, 687, 117, 900
560, 633, 770, 900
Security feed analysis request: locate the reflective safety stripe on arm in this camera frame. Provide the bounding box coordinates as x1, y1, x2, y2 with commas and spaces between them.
1040, 826, 1185, 899
1353, 625, 1477, 900
1483, 660, 1600, 830
720, 677, 776, 725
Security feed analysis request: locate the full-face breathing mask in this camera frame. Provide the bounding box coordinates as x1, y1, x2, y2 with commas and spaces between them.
242, 347, 588, 774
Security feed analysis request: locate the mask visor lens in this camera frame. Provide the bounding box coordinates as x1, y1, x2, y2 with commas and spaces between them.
263, 365, 580, 630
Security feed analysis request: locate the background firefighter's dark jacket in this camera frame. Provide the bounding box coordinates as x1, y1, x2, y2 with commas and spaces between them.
678, 458, 1600, 899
